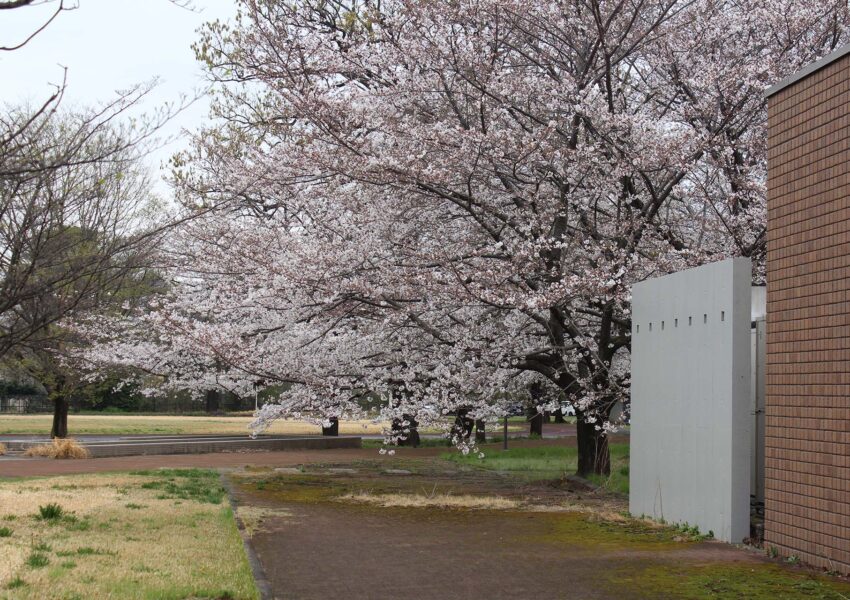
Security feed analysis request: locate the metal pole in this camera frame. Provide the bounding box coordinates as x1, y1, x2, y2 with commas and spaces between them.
503, 415, 508, 450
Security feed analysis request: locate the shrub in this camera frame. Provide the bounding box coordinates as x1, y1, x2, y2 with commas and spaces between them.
23, 439, 89, 459
0, 526, 12, 537
37, 503, 64, 521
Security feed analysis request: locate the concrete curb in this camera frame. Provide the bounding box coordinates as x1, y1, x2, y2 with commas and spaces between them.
221, 472, 275, 600
9, 435, 362, 457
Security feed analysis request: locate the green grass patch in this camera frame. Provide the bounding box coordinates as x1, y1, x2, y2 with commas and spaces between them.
612, 561, 850, 599
244, 475, 340, 504
0, 526, 12, 537
131, 469, 225, 504
524, 511, 686, 552
443, 443, 630, 494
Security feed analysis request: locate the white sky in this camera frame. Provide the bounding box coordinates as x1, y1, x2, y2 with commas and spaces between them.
0, 0, 238, 193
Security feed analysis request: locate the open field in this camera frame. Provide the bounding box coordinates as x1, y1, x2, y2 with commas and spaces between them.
0, 469, 258, 599
0, 414, 548, 438
0, 414, 387, 437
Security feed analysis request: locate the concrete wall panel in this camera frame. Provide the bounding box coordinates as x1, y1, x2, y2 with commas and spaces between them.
630, 258, 752, 542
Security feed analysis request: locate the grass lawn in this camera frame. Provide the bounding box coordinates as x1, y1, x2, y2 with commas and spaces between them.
444, 443, 631, 494
0, 415, 538, 438
0, 414, 387, 437
0, 469, 258, 599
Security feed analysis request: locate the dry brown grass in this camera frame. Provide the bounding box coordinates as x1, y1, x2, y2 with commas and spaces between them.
0, 414, 389, 436
22, 438, 90, 459
340, 491, 520, 510
0, 471, 258, 599
236, 505, 293, 538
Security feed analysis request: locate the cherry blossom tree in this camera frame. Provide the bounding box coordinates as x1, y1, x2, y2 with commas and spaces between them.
86, 0, 850, 475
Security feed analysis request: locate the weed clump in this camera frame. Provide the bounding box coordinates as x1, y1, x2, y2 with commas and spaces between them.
23, 439, 90, 459
36, 503, 64, 521
25, 552, 49, 568
5, 576, 26, 589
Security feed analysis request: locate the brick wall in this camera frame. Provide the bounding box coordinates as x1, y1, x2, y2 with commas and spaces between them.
766, 51, 850, 573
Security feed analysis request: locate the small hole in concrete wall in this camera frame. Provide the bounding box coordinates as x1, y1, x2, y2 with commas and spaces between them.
649, 322, 653, 331
674, 318, 678, 327
721, 311, 725, 322
636, 324, 640, 333
661, 321, 665, 330
703, 314, 707, 324
688, 316, 692, 326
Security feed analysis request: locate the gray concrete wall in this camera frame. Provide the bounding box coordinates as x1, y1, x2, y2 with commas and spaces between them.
629, 258, 752, 542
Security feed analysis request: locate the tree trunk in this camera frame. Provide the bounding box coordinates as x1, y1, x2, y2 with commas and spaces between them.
452, 408, 474, 441
391, 414, 420, 447
575, 415, 610, 477
205, 389, 221, 414
528, 411, 543, 437
51, 397, 69, 439
321, 417, 339, 436
543, 410, 551, 423
475, 419, 486, 443
528, 381, 544, 437
553, 408, 566, 423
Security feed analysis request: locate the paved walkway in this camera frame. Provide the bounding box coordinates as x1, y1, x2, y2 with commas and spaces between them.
226, 464, 789, 600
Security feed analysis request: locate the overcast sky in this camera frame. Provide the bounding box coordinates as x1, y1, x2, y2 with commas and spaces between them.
0, 0, 238, 192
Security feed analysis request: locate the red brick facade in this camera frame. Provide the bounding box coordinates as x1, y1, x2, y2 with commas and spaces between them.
766, 49, 850, 573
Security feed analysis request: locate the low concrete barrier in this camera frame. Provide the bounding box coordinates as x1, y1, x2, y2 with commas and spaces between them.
10, 436, 362, 458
